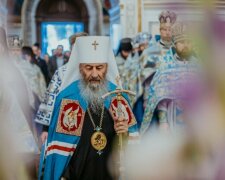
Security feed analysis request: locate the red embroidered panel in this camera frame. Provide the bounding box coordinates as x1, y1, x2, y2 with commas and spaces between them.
109, 96, 136, 127
56, 99, 85, 136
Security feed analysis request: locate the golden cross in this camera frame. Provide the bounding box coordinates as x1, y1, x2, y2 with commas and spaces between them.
92, 40, 99, 50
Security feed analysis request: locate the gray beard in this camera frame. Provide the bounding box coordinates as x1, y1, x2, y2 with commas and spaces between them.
79, 79, 108, 114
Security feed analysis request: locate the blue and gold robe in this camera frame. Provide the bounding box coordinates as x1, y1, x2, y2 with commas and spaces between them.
140, 50, 200, 134
39, 80, 138, 180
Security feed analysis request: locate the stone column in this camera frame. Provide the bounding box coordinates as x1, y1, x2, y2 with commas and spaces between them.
22, 0, 103, 45
119, 0, 141, 37
21, 0, 40, 45
83, 0, 103, 35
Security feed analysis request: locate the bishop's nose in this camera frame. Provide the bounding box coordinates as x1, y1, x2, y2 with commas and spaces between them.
91, 68, 99, 78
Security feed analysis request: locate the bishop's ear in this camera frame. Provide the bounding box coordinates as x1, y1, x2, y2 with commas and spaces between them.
79, 64, 84, 73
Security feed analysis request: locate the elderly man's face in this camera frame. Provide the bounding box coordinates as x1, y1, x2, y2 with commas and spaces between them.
175, 39, 192, 59
80, 63, 108, 86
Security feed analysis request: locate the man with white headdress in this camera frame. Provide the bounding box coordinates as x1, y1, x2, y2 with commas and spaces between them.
39, 36, 138, 180
35, 32, 88, 143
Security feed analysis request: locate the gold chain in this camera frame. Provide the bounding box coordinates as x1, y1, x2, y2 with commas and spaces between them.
87, 104, 105, 130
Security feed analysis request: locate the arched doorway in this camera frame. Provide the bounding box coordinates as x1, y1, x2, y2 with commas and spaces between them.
22, 0, 103, 46
35, 0, 88, 54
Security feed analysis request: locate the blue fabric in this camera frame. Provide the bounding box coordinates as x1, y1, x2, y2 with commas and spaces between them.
140, 49, 199, 134
155, 35, 161, 42
39, 80, 138, 180
133, 95, 144, 130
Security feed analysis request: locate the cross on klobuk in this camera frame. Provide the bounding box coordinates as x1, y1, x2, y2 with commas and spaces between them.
92, 40, 99, 50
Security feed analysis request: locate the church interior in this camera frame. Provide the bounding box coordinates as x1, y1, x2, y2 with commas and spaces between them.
3, 0, 225, 52
1, 0, 225, 180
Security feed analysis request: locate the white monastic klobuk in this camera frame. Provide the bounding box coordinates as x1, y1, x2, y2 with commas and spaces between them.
61, 36, 122, 90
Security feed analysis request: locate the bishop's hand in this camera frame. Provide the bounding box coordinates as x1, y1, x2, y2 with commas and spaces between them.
114, 117, 128, 134
40, 132, 48, 144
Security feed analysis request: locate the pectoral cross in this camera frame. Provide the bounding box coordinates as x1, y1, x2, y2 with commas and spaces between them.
92, 40, 99, 50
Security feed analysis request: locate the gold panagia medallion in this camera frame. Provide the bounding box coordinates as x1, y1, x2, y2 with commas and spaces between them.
91, 131, 107, 151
